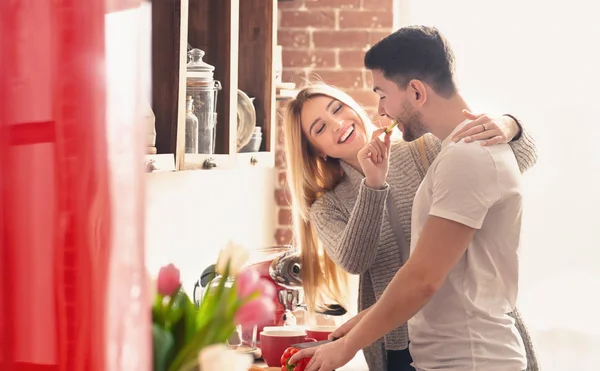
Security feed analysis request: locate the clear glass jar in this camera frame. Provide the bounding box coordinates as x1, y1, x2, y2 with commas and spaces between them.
186, 48, 221, 154
185, 96, 199, 153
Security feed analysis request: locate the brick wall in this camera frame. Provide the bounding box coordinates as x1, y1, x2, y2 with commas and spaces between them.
274, 0, 394, 245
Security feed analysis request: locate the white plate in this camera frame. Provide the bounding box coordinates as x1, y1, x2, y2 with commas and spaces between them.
237, 89, 256, 151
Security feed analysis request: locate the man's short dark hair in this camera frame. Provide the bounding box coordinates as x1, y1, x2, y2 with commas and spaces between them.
364, 25, 457, 97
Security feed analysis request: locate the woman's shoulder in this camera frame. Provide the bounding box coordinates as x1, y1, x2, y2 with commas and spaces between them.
311, 187, 340, 210
309, 182, 349, 219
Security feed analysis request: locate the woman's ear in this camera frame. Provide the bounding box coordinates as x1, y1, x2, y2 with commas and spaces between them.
409, 79, 427, 107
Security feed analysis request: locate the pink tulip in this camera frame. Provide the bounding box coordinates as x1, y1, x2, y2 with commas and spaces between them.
236, 268, 260, 299
235, 297, 276, 327
157, 263, 181, 296
236, 268, 277, 302
256, 278, 276, 301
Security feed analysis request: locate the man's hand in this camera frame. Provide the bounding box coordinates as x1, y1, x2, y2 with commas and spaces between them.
288, 338, 357, 371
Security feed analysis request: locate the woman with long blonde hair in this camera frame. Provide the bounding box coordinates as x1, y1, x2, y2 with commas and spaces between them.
282, 83, 539, 370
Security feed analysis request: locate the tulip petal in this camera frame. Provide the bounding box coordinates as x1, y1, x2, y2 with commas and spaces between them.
235, 297, 276, 328
157, 263, 181, 296
236, 268, 260, 299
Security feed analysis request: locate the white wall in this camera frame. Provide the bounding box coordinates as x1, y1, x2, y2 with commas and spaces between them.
396, 1, 600, 369
145, 169, 277, 294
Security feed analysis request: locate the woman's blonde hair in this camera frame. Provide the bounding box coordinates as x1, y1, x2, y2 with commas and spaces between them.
282, 83, 375, 313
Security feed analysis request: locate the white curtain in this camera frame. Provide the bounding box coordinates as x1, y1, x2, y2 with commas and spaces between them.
396, 0, 600, 369
104, 3, 152, 370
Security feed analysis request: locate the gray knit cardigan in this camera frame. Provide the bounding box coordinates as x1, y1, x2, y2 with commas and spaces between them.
309, 131, 540, 371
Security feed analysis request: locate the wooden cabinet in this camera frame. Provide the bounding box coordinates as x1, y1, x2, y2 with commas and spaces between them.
151, 0, 276, 171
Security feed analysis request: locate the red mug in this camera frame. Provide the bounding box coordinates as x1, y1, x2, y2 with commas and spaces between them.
306, 325, 337, 342
260, 328, 316, 367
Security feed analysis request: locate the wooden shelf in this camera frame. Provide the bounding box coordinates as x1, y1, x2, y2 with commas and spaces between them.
145, 154, 176, 173
151, 0, 277, 171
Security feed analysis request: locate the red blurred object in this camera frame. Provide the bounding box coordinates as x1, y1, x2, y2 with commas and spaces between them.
0, 1, 148, 371
238, 247, 304, 343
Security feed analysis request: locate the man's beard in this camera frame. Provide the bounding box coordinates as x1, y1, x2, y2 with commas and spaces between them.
398, 102, 428, 142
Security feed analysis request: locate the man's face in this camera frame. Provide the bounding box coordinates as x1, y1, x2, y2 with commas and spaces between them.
371, 69, 428, 142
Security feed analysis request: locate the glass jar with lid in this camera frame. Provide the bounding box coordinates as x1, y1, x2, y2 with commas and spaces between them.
186, 48, 222, 154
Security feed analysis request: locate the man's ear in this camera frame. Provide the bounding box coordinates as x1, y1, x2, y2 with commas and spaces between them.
409, 79, 427, 107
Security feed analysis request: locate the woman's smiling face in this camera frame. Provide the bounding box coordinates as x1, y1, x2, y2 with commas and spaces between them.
300, 95, 368, 161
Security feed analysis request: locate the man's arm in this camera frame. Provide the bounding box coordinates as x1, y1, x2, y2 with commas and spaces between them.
342, 216, 476, 353
328, 306, 373, 340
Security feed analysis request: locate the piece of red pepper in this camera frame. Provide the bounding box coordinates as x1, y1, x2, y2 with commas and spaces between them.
292, 357, 310, 371
280, 347, 310, 371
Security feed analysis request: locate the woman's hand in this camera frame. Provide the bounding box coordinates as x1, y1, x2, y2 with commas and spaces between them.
452, 110, 521, 146
357, 128, 392, 189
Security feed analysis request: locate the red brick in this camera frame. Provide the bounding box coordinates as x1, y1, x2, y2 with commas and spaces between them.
280, 10, 335, 28
277, 124, 286, 146
368, 30, 391, 45
338, 49, 366, 68
278, 0, 305, 9
360, 0, 393, 10
281, 69, 307, 84
309, 69, 364, 89
363, 69, 374, 88
305, 0, 360, 8
275, 149, 287, 168
339, 10, 393, 29
275, 188, 292, 207
278, 170, 289, 188
278, 208, 293, 225
275, 227, 294, 245
347, 89, 379, 108
283, 49, 336, 68
313, 30, 369, 48
278, 30, 310, 48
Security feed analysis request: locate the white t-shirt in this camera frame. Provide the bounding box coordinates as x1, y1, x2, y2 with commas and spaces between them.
408, 122, 527, 371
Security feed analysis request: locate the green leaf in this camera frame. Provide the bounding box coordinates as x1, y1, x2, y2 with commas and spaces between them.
153, 293, 167, 326
166, 307, 184, 332
170, 291, 198, 351
166, 260, 238, 371
215, 323, 236, 344
167, 325, 209, 371
182, 293, 198, 343
178, 359, 201, 371
153, 323, 175, 371
195, 262, 231, 332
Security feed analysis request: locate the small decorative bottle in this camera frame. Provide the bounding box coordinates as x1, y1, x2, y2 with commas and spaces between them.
185, 96, 199, 153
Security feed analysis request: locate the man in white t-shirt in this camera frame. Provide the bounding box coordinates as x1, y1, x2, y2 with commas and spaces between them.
289, 26, 528, 371
406, 125, 525, 370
